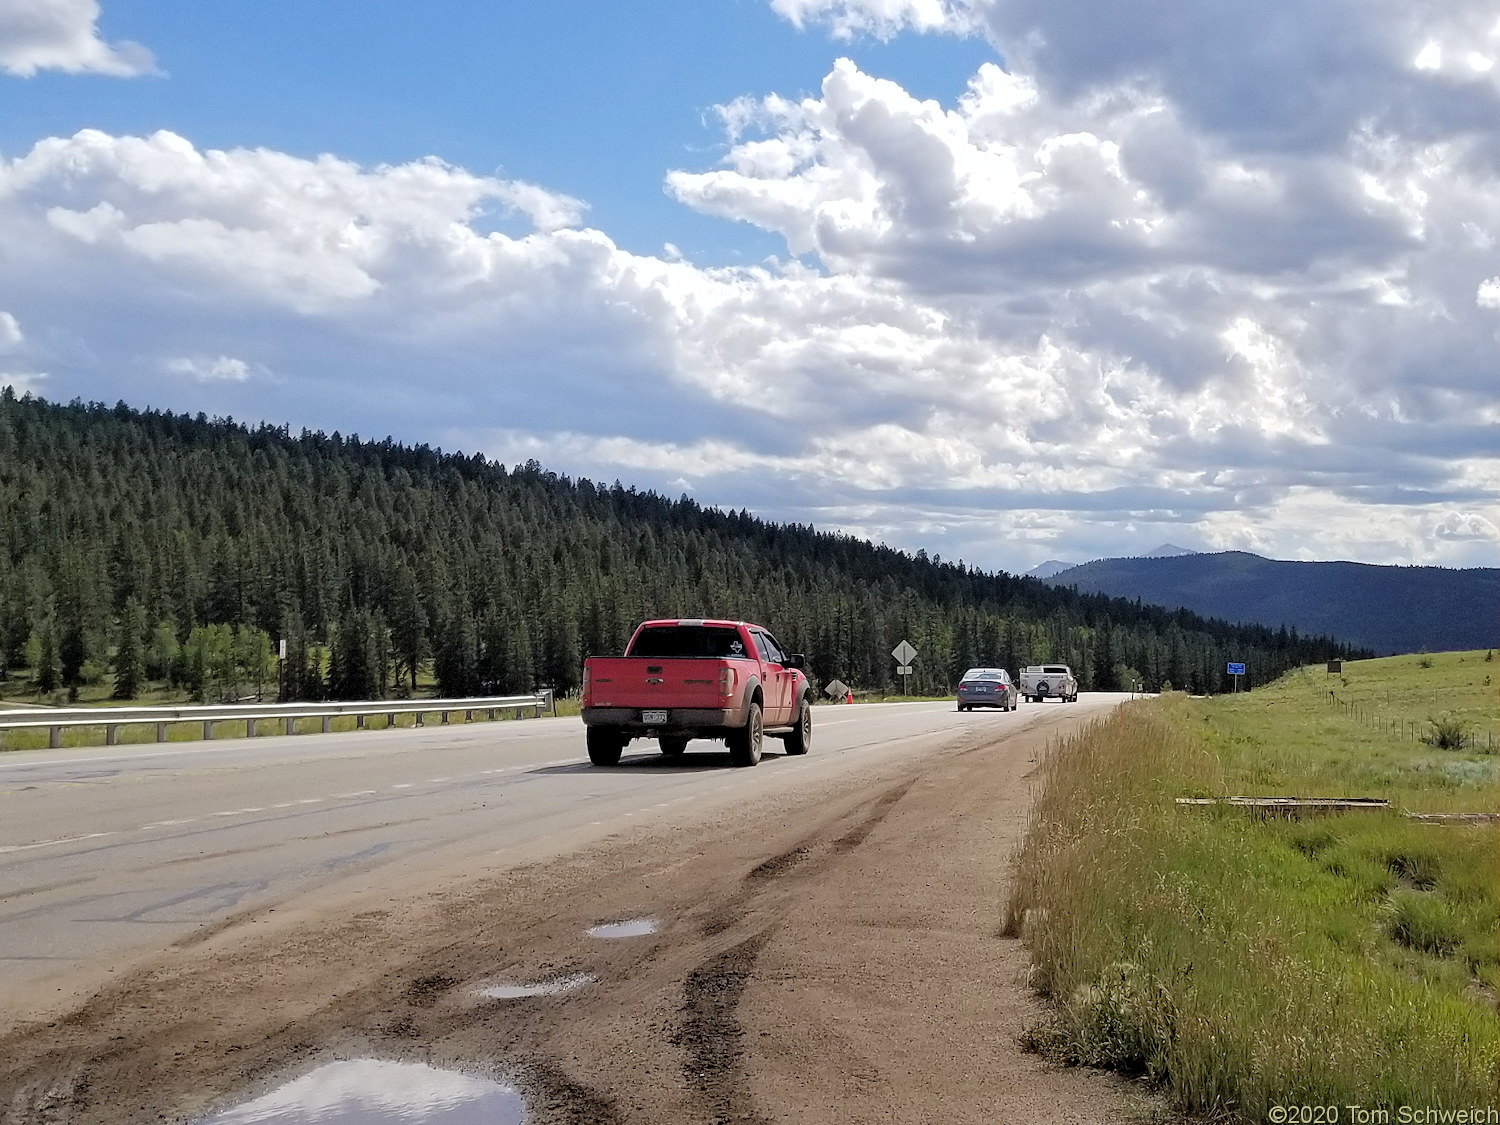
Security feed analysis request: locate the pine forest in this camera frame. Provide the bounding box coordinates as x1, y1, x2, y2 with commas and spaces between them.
0, 391, 1359, 706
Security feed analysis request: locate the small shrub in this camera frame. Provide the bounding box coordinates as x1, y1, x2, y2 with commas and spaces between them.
1052, 961, 1175, 1076
1385, 847, 1441, 889
1384, 890, 1462, 956
1422, 715, 1470, 750
1418, 656, 1433, 670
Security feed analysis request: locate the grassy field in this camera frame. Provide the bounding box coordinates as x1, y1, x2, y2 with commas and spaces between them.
1008, 652, 1500, 1118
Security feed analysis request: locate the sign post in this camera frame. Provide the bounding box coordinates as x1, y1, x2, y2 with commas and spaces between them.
891, 640, 918, 697
1227, 661, 1246, 692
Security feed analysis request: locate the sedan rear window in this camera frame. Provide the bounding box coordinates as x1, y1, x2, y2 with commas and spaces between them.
628, 626, 749, 659
962, 669, 1006, 682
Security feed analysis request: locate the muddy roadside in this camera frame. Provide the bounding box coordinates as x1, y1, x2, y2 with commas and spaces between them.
0, 710, 1152, 1124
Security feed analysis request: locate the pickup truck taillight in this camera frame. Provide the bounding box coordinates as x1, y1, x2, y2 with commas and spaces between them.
719, 666, 736, 699
581, 664, 592, 706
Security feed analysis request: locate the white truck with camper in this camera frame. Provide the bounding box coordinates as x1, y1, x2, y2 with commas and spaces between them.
1019, 664, 1078, 703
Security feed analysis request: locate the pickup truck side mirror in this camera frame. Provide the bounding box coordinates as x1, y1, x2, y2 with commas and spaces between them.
786, 653, 806, 669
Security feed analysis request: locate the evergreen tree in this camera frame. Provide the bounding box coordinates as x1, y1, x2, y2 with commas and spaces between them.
112, 597, 148, 699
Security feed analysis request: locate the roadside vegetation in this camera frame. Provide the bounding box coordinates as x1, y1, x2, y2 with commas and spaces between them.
1008, 651, 1500, 1118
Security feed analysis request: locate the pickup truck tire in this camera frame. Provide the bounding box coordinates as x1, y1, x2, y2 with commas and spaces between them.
783, 697, 811, 755
728, 701, 763, 767
586, 727, 624, 767
659, 736, 688, 757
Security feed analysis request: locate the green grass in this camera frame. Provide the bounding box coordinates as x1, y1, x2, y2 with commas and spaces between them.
1187, 650, 1499, 814
1007, 653, 1500, 1118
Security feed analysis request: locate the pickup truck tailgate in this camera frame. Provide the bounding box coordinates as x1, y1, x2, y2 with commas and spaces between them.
584, 658, 731, 709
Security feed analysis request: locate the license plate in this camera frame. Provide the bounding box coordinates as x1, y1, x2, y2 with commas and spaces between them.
641, 710, 668, 724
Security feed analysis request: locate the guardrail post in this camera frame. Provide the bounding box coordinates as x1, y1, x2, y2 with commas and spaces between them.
106, 724, 119, 746
415, 712, 424, 726
247, 718, 256, 738
202, 720, 214, 740
387, 712, 396, 727
441, 710, 450, 724
321, 716, 331, 733
156, 722, 166, 742
488, 707, 496, 721
356, 714, 366, 729
464, 709, 473, 722
285, 717, 295, 736
50, 726, 61, 749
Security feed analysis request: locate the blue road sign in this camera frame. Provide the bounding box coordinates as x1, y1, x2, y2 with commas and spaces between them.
1226, 662, 1246, 676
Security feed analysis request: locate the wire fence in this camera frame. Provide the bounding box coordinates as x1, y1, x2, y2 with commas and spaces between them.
1327, 690, 1497, 753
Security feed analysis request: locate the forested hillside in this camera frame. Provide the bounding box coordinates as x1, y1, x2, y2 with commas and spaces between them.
0, 391, 1357, 704
1044, 551, 1498, 655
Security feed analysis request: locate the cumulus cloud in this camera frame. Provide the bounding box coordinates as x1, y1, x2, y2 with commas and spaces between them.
0, 0, 154, 77
2, 4, 1497, 572
0, 310, 20, 349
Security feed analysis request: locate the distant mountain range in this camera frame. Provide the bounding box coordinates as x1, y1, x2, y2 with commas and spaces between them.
1025, 543, 1196, 579
1039, 550, 1498, 656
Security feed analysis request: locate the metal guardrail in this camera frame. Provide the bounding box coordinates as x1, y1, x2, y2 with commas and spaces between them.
0, 692, 555, 749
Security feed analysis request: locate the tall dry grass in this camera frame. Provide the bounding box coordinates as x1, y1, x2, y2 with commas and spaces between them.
1006, 702, 1500, 1119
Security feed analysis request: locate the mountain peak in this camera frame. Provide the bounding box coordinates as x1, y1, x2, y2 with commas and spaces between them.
1143, 543, 1198, 557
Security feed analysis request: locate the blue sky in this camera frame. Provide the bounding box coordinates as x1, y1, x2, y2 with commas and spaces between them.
1, 0, 1497, 572
2, 2, 994, 262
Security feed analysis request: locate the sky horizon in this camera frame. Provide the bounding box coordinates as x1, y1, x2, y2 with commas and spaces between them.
2, 0, 1497, 573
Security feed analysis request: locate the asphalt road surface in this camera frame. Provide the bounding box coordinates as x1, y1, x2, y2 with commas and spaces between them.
1, 693, 1148, 1125
0, 696, 1121, 1026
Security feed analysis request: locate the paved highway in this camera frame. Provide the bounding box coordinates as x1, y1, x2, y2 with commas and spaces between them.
0, 696, 1125, 1022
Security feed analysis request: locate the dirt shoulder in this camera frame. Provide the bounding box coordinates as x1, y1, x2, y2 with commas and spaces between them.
0, 709, 1149, 1124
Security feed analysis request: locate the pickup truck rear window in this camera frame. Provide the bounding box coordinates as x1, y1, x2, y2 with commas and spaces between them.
628, 625, 750, 659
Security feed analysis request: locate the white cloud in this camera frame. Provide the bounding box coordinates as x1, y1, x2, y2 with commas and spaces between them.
0, 0, 155, 77
0, 310, 20, 349
166, 355, 254, 382
2, 10, 1498, 573
768, 0, 979, 39
0, 371, 46, 395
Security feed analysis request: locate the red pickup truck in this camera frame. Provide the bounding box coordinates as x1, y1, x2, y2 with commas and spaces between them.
580, 619, 812, 768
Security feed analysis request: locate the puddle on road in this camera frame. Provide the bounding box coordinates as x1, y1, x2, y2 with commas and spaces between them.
478, 972, 597, 1000
586, 917, 658, 939
199, 1058, 525, 1124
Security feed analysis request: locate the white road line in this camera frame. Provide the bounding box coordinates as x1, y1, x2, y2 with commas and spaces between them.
391, 784, 412, 790
296, 798, 322, 805
333, 790, 376, 799
0, 831, 116, 854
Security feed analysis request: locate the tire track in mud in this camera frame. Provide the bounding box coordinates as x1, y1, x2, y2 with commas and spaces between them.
673, 778, 917, 1122
673, 930, 773, 1125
